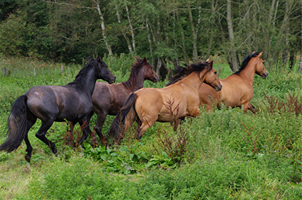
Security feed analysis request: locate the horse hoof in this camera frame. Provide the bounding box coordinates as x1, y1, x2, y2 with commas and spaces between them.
52, 148, 57, 154
25, 155, 31, 163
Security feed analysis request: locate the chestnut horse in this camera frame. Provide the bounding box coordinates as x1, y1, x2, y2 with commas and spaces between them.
108, 61, 222, 144
0, 56, 116, 162
199, 52, 268, 113
87, 57, 159, 144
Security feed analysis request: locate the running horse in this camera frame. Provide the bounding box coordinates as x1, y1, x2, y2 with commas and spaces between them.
199, 52, 268, 113
108, 61, 222, 144
0, 56, 116, 162
87, 57, 159, 144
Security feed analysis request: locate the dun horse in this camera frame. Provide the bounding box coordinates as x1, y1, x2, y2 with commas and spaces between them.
199, 52, 268, 113
87, 57, 159, 144
0, 56, 116, 162
108, 61, 222, 144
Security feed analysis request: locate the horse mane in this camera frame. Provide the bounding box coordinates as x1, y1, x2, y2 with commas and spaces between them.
166, 62, 212, 86
122, 58, 151, 89
233, 52, 259, 75
67, 57, 99, 86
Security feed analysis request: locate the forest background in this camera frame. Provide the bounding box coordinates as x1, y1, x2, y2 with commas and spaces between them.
1, 0, 302, 78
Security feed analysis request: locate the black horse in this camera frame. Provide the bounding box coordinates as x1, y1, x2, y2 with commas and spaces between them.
0, 56, 116, 162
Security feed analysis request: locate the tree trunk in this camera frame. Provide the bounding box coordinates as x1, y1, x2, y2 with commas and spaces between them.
187, 2, 198, 62
145, 19, 154, 66
124, 1, 136, 53
272, 0, 292, 66
206, 0, 216, 59
115, 0, 133, 54
299, 5, 302, 73
95, 0, 112, 55
282, 0, 289, 66
264, 0, 276, 59
227, 0, 239, 71
176, 9, 189, 64
299, 54, 302, 73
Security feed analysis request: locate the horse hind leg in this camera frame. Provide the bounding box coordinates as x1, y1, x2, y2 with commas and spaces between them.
35, 118, 57, 154
24, 118, 37, 162
136, 117, 157, 140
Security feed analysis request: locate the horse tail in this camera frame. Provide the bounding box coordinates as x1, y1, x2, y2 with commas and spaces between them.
108, 93, 138, 140
0, 95, 29, 152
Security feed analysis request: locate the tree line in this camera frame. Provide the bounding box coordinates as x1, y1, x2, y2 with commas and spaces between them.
0, 0, 301, 78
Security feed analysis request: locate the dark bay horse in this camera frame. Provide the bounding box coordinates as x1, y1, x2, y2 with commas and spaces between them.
199, 52, 268, 113
108, 61, 222, 144
0, 56, 116, 162
87, 57, 159, 144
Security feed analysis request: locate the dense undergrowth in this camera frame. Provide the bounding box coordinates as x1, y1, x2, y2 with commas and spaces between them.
0, 54, 301, 199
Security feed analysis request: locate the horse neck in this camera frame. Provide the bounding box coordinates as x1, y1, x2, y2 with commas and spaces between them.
123, 67, 145, 92
238, 60, 256, 86
180, 71, 203, 92
74, 67, 98, 95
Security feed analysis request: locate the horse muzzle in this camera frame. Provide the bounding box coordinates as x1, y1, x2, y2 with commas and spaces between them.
215, 84, 223, 91
109, 76, 116, 84
262, 72, 268, 79
153, 75, 160, 83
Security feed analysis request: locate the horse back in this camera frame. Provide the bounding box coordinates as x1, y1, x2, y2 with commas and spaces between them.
26, 85, 91, 121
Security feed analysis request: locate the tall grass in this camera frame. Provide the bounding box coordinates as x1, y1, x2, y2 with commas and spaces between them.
0, 55, 301, 199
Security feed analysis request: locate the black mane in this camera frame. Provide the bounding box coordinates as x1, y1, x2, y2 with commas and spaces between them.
166, 62, 212, 86
122, 58, 151, 89
233, 52, 259, 75
67, 58, 98, 86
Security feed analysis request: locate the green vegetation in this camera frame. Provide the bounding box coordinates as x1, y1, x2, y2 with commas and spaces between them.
0, 55, 301, 199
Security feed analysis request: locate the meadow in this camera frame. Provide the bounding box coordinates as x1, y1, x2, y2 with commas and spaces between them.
0, 54, 301, 199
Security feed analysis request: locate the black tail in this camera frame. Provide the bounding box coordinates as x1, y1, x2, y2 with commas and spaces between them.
108, 93, 138, 140
0, 95, 28, 152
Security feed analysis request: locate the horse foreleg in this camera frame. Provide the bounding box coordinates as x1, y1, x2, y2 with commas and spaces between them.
94, 112, 108, 145
35, 118, 57, 154
243, 103, 256, 114
248, 103, 256, 114
78, 119, 90, 145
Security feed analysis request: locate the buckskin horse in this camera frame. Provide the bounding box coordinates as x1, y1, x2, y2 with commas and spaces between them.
0, 56, 116, 162
87, 57, 159, 144
108, 60, 222, 144
199, 52, 268, 113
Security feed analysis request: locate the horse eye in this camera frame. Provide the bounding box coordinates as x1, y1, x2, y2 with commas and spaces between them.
214, 72, 217, 74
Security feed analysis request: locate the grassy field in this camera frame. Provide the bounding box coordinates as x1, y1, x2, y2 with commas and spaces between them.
0, 54, 301, 199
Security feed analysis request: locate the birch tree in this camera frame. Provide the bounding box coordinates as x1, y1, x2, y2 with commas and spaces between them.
94, 0, 112, 56
227, 0, 239, 71
114, 0, 133, 54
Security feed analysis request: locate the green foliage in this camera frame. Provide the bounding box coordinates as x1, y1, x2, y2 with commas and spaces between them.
0, 55, 301, 199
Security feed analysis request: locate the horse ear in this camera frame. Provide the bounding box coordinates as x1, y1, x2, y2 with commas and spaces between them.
143, 57, 147, 63
210, 60, 214, 66
135, 56, 140, 62
97, 56, 101, 62
258, 52, 263, 57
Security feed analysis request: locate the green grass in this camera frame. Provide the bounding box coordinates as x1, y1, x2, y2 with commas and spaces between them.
0, 54, 301, 199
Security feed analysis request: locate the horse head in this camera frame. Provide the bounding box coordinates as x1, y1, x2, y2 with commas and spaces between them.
254, 52, 268, 79
96, 56, 116, 84
140, 57, 159, 83
203, 61, 223, 91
